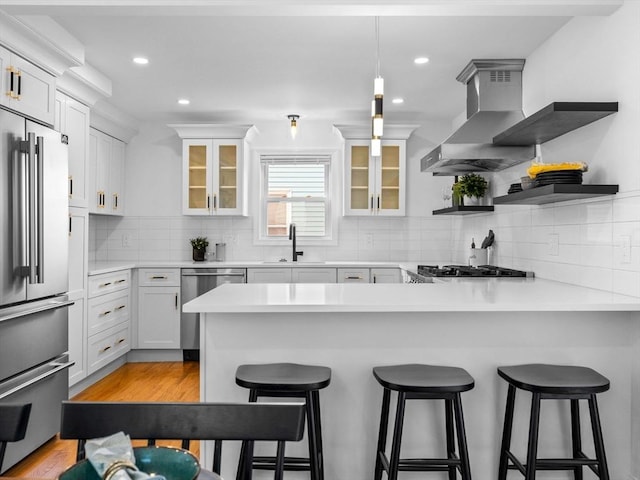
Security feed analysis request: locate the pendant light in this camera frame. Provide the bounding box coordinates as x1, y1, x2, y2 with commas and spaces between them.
288, 114, 299, 139
371, 16, 383, 156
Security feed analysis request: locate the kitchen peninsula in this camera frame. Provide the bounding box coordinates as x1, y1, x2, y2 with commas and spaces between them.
184, 280, 640, 480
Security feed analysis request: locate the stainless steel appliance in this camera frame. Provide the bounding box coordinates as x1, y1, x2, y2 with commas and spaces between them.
0, 107, 73, 473
180, 268, 246, 361
417, 265, 533, 278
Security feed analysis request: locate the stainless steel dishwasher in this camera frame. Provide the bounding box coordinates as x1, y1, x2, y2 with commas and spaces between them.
181, 268, 246, 361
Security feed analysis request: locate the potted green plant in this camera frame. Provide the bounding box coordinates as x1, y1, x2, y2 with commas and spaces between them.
190, 236, 209, 262
458, 173, 488, 205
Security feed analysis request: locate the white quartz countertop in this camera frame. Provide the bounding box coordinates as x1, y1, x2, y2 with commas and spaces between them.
183, 279, 640, 313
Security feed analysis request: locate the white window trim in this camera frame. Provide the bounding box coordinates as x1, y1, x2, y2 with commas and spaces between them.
252, 148, 341, 246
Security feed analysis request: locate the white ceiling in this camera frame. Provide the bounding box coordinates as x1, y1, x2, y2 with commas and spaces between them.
4, 1, 613, 125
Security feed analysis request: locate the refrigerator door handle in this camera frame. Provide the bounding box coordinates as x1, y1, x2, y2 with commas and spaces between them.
19, 132, 38, 283
36, 135, 44, 283
0, 359, 74, 400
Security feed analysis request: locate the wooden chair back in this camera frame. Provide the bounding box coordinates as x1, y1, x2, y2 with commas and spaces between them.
0, 403, 31, 472
59, 401, 305, 478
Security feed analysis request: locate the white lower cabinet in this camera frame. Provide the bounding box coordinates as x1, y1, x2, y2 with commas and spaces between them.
67, 294, 86, 386
88, 322, 131, 374
87, 269, 131, 375
247, 268, 292, 283
370, 268, 402, 283
337, 268, 370, 283
291, 268, 337, 283
137, 269, 181, 349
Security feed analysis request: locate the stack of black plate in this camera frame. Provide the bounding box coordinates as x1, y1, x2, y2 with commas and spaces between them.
507, 183, 523, 194
533, 170, 583, 187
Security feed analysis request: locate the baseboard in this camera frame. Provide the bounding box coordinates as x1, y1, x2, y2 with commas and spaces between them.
126, 349, 184, 363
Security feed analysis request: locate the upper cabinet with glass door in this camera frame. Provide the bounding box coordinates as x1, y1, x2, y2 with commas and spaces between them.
337, 124, 417, 216
170, 124, 253, 216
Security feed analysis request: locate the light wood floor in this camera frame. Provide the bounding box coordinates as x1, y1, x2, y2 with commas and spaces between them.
3, 361, 199, 479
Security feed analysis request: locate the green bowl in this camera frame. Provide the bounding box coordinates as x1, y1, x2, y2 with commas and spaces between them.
58, 446, 201, 480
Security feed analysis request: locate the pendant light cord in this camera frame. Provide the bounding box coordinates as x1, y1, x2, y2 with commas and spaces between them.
375, 16, 380, 78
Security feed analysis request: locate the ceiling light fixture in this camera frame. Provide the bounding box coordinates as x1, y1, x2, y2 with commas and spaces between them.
392, 98, 404, 104
288, 114, 299, 139
133, 57, 149, 65
371, 16, 384, 157
414, 57, 429, 65
178, 99, 190, 105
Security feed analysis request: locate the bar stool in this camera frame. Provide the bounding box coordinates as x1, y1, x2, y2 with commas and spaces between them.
497, 364, 610, 480
235, 363, 331, 480
373, 363, 475, 480
0, 403, 31, 473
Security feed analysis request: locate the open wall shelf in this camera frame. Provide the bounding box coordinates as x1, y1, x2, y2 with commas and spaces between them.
493, 184, 619, 205
493, 102, 618, 146
433, 205, 494, 215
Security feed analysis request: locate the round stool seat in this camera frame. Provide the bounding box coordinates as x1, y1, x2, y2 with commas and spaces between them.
498, 364, 610, 395
236, 363, 331, 392
373, 363, 474, 393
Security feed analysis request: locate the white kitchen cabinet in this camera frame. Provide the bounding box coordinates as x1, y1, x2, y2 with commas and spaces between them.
344, 139, 406, 216
247, 268, 292, 283
88, 127, 125, 215
370, 268, 402, 283
291, 268, 337, 283
170, 124, 252, 216
87, 269, 131, 375
55, 92, 90, 208
181, 138, 245, 216
0, 45, 56, 125
67, 207, 88, 386
337, 268, 370, 283
137, 268, 181, 349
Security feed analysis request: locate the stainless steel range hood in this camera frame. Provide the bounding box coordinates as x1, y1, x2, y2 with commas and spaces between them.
421, 59, 535, 176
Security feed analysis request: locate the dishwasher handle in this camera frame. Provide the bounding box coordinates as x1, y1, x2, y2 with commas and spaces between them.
181, 272, 245, 278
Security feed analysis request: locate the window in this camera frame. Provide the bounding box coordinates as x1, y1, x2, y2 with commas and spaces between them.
260, 155, 331, 239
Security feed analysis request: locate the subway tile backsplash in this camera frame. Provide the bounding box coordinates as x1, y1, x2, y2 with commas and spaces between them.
89, 190, 640, 297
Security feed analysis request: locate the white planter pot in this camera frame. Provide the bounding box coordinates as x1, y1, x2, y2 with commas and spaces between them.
464, 195, 482, 206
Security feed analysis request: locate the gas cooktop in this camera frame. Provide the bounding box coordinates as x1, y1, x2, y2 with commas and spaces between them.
417, 265, 533, 278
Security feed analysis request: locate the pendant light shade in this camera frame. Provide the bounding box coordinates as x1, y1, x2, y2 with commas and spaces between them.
371, 137, 381, 157
288, 114, 299, 139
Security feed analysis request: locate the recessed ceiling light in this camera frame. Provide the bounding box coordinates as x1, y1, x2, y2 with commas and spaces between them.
178, 99, 190, 105
133, 57, 149, 65
392, 98, 404, 104
414, 57, 430, 65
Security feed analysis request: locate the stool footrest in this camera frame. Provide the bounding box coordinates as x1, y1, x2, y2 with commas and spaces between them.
379, 452, 463, 473
252, 455, 311, 471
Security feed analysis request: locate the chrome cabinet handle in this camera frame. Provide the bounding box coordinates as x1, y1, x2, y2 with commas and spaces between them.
99, 345, 112, 353
36, 135, 44, 283
346, 276, 362, 280
150, 275, 168, 280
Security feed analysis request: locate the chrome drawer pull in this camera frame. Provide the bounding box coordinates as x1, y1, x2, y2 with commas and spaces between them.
99, 282, 112, 287
101, 310, 112, 316
114, 305, 126, 311
346, 276, 362, 280
150, 275, 168, 279
114, 279, 126, 284
116, 338, 126, 345
99, 345, 112, 353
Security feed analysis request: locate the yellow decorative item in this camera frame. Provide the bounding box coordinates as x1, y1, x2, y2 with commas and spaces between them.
527, 162, 588, 179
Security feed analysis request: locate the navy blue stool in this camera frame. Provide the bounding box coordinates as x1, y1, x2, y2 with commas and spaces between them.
235, 363, 331, 480
373, 364, 475, 480
497, 364, 610, 480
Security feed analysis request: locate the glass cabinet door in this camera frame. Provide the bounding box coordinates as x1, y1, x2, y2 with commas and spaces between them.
183, 139, 212, 215
350, 144, 371, 211
379, 145, 400, 211
217, 143, 237, 210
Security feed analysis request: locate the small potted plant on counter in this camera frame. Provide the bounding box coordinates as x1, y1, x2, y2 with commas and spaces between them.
457, 173, 488, 205
190, 236, 209, 262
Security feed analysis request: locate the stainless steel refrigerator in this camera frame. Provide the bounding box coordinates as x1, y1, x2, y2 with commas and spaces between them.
0, 107, 73, 473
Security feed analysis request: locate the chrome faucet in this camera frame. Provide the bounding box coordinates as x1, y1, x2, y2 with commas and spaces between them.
289, 223, 304, 262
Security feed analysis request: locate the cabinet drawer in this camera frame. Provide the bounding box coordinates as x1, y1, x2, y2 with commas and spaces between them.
138, 268, 180, 287
87, 290, 129, 337
88, 270, 130, 297
87, 322, 130, 375
337, 268, 370, 283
